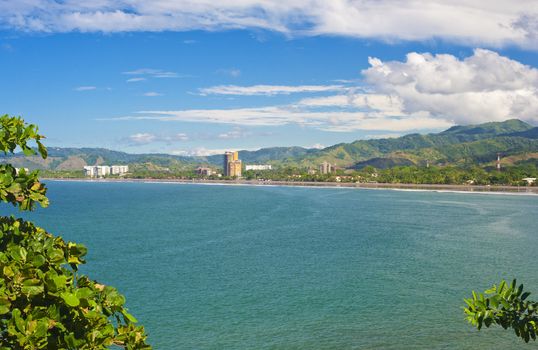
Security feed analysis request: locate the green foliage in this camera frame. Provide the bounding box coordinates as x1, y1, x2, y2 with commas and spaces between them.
0, 115, 150, 349
0, 115, 47, 159
0, 116, 48, 211
464, 279, 538, 343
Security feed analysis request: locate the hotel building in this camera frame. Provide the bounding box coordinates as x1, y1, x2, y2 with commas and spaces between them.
224, 151, 242, 177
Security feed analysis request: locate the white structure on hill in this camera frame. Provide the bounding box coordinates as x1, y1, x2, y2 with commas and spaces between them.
111, 165, 129, 175
245, 164, 272, 171
84, 165, 128, 177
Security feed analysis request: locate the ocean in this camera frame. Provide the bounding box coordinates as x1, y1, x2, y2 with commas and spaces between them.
4, 181, 538, 349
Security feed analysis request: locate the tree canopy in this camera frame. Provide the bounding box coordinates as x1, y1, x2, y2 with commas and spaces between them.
0, 114, 150, 349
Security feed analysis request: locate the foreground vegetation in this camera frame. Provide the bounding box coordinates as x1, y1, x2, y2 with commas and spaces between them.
465, 280, 538, 343
0, 115, 150, 349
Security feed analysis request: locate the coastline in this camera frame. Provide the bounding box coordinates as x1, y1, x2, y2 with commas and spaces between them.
42, 177, 538, 195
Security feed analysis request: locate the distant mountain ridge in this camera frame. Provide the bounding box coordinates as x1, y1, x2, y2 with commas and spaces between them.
1, 119, 537, 171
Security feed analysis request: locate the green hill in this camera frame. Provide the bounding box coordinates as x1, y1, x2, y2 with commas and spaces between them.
1, 119, 537, 171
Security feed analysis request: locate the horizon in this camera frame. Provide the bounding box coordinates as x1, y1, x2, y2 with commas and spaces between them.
1, 1, 538, 156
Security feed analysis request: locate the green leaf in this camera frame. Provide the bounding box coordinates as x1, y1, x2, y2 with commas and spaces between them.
36, 140, 47, 159
0, 305, 9, 315
122, 310, 138, 324
60, 292, 80, 307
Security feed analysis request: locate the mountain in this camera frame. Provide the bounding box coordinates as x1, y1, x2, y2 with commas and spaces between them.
290, 119, 538, 168
1, 119, 537, 171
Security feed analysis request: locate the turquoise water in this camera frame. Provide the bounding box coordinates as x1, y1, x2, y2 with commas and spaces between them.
3, 181, 538, 349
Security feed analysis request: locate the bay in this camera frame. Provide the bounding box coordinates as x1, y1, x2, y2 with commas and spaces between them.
4, 181, 538, 349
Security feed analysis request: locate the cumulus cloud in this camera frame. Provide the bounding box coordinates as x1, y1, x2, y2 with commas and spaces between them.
199, 84, 347, 96
1, 1, 538, 48
107, 49, 538, 133
362, 48, 538, 124
297, 93, 405, 115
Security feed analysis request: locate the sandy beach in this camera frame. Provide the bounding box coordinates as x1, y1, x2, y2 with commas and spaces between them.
43, 178, 538, 195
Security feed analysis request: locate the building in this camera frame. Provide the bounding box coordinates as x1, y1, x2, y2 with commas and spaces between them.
196, 167, 215, 176
96, 166, 110, 177
227, 160, 242, 177
522, 177, 537, 186
83, 166, 96, 177
111, 165, 129, 175
245, 164, 272, 171
84, 165, 128, 177
319, 161, 334, 174
223, 151, 238, 174
223, 151, 242, 177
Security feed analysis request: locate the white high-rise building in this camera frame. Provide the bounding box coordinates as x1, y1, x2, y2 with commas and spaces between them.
83, 166, 96, 177
84, 165, 128, 177
96, 166, 110, 177
245, 164, 272, 171
111, 165, 129, 175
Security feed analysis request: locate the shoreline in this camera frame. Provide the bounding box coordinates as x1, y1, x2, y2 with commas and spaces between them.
42, 177, 538, 195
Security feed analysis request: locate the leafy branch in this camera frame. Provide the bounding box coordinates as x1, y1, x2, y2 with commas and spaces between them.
464, 279, 538, 343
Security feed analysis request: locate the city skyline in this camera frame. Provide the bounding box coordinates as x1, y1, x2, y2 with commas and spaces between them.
1, 1, 537, 156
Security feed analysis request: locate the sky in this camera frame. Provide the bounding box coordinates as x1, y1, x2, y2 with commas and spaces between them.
1, 1, 538, 155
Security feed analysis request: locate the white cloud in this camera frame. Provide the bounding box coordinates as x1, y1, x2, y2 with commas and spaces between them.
128, 133, 156, 144
127, 132, 188, 145
123, 68, 179, 78
126, 77, 146, 83
106, 49, 538, 133
309, 143, 325, 149
171, 133, 189, 141
1, 1, 538, 48
217, 127, 252, 139
362, 48, 538, 124
143, 92, 163, 97
297, 93, 405, 115
363, 133, 402, 140
199, 84, 347, 96
74, 86, 96, 91
110, 107, 451, 132
171, 148, 238, 157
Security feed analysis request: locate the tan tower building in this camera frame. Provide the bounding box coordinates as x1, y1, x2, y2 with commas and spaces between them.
224, 151, 242, 177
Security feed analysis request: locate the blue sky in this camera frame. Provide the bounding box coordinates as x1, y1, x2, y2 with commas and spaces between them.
1, 1, 538, 155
